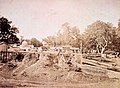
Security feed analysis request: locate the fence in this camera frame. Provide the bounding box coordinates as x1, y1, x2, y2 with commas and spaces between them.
0, 51, 17, 63
0, 51, 27, 63
0, 51, 40, 63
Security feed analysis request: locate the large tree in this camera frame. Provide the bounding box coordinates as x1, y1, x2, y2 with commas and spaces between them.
112, 19, 120, 53
30, 38, 43, 47
42, 22, 81, 47
116, 19, 120, 37
83, 21, 116, 55
0, 17, 19, 44
60, 22, 81, 47
42, 36, 56, 46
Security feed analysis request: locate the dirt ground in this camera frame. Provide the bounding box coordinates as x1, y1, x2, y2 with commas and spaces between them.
0, 52, 120, 88
0, 78, 119, 88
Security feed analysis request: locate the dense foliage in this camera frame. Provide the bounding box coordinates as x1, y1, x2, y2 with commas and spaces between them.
43, 22, 81, 48
0, 17, 19, 44
1, 16, 120, 54
43, 20, 120, 54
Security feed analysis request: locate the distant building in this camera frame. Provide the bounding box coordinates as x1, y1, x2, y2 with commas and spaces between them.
8, 46, 20, 52
49, 45, 80, 54
42, 41, 47, 46
19, 40, 34, 52
70, 47, 80, 53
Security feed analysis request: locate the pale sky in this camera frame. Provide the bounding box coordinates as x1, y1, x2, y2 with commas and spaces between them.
0, 0, 120, 41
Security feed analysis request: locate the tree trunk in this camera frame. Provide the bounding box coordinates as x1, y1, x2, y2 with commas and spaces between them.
101, 47, 106, 58
101, 37, 108, 58
96, 45, 100, 53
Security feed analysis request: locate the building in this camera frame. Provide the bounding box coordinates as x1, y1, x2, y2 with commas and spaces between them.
19, 40, 34, 52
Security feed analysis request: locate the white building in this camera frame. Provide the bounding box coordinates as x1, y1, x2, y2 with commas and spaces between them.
20, 40, 34, 52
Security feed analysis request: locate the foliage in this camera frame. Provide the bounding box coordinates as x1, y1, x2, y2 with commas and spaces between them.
42, 22, 81, 47
83, 21, 116, 53
30, 38, 43, 47
0, 17, 19, 44
112, 19, 120, 52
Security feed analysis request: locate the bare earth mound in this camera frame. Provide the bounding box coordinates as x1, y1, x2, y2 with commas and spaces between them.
0, 52, 120, 88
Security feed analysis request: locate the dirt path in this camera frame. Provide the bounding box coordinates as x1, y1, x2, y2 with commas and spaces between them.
0, 79, 119, 88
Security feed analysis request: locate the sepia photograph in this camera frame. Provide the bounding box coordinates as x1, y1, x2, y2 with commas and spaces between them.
0, 0, 120, 88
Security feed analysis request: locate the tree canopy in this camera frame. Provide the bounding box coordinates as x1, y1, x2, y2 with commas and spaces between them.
83, 21, 116, 54
30, 38, 43, 47
42, 19, 120, 54
0, 17, 19, 44
42, 22, 81, 47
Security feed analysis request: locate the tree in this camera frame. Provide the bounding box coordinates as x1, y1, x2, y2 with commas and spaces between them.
57, 22, 81, 47
0, 17, 20, 44
112, 19, 120, 53
83, 21, 116, 55
118, 19, 120, 30
42, 22, 81, 47
30, 38, 43, 47
116, 19, 120, 37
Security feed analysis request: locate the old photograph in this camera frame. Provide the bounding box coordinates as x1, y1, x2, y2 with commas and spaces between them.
0, 0, 120, 88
